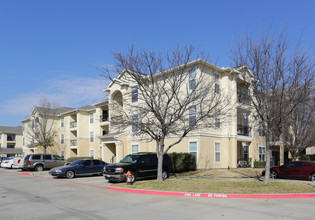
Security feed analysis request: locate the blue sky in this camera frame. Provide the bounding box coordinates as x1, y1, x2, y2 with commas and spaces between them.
0, 0, 314, 126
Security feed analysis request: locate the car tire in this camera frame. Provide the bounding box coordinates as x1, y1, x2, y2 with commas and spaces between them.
310, 173, 315, 182
34, 165, 44, 172
162, 170, 169, 180
65, 170, 75, 179
130, 172, 136, 182
270, 170, 278, 179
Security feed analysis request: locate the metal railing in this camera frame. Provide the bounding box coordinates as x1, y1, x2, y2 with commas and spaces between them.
70, 121, 77, 128
237, 157, 252, 168
237, 92, 251, 105
70, 139, 77, 146
100, 115, 108, 122
237, 124, 251, 136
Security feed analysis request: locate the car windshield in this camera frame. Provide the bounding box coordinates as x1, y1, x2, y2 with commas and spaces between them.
70, 160, 83, 166
120, 155, 139, 164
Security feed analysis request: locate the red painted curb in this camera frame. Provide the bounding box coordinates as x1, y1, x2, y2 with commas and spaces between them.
106, 187, 315, 199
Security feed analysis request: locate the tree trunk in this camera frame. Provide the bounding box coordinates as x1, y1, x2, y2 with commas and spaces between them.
263, 137, 271, 184
156, 140, 164, 182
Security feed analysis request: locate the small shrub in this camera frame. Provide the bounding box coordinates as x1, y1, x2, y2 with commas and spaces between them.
66, 157, 93, 162
168, 152, 196, 173
300, 154, 315, 161
254, 161, 266, 168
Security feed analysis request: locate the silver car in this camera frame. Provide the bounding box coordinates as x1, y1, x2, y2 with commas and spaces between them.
23, 154, 66, 171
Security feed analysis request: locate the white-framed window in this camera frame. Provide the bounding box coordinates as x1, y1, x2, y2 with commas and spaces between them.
214, 107, 220, 129
90, 131, 94, 142
132, 86, 138, 103
131, 144, 139, 154
23, 137, 25, 146
259, 146, 266, 161
243, 144, 249, 161
90, 150, 95, 158
189, 68, 197, 90
61, 118, 64, 127
258, 122, 264, 136
61, 150, 65, 159
31, 119, 35, 128
132, 114, 139, 133
61, 134, 64, 144
189, 105, 196, 126
214, 73, 220, 94
90, 113, 94, 124
189, 140, 198, 163
214, 141, 221, 163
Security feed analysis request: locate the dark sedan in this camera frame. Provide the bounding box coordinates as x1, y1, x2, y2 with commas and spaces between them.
262, 161, 315, 181
49, 159, 107, 179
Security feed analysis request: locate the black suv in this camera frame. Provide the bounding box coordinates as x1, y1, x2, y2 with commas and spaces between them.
103, 152, 172, 182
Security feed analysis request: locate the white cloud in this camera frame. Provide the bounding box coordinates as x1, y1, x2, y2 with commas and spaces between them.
1, 75, 110, 116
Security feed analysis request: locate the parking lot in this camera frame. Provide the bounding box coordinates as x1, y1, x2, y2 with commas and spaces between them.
1, 167, 315, 220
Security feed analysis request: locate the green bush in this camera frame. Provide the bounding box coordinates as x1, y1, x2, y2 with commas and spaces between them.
254, 161, 266, 168
299, 154, 315, 161
66, 157, 93, 162
168, 152, 196, 173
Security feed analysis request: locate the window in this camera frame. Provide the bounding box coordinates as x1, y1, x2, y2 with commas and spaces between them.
32, 155, 41, 160
132, 114, 139, 133
61, 118, 64, 127
90, 131, 94, 142
189, 141, 198, 162
93, 160, 101, 165
132, 86, 138, 103
258, 122, 264, 136
61, 134, 64, 144
43, 155, 52, 160
90, 150, 95, 158
53, 155, 62, 160
102, 110, 108, 121
90, 113, 94, 124
32, 119, 35, 128
189, 68, 197, 90
214, 73, 220, 94
23, 137, 25, 146
189, 105, 196, 126
132, 144, 139, 154
214, 107, 220, 129
7, 134, 15, 141
7, 144, 15, 149
259, 147, 265, 161
215, 142, 221, 163
243, 145, 249, 161
82, 160, 92, 166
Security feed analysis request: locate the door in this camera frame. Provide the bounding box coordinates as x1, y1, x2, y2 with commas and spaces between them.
42, 155, 53, 169
77, 160, 93, 175
271, 151, 280, 167
138, 155, 155, 178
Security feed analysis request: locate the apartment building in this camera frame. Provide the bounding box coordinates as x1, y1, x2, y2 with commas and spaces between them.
99, 59, 284, 169
0, 126, 23, 157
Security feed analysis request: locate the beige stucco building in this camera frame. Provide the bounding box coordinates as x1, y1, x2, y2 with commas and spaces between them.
21, 60, 285, 168
0, 126, 23, 157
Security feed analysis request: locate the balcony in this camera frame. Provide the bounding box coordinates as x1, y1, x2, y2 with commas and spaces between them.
237, 124, 251, 136
100, 115, 109, 122
70, 139, 77, 149
237, 92, 251, 105
237, 157, 252, 168
7, 135, 16, 142
70, 121, 77, 128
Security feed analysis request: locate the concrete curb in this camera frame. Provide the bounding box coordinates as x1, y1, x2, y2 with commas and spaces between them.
106, 187, 315, 199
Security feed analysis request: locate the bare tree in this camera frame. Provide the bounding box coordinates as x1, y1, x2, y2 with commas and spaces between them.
231, 29, 314, 184
104, 45, 232, 181
282, 94, 315, 160
25, 98, 59, 154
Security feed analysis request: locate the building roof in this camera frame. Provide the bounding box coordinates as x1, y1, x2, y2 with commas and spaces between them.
77, 105, 95, 111
36, 107, 75, 116
0, 126, 23, 135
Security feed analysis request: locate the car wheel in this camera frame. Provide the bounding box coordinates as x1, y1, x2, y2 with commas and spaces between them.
34, 165, 44, 172
129, 172, 136, 182
310, 173, 315, 182
270, 170, 278, 179
10, 164, 13, 169
65, 170, 75, 179
162, 170, 169, 180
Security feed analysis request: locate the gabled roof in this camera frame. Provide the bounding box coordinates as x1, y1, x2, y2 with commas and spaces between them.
0, 126, 23, 135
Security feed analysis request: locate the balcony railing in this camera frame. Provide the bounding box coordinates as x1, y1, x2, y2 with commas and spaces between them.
70, 139, 77, 146
237, 124, 251, 136
237, 157, 252, 168
7, 135, 16, 141
100, 115, 109, 122
237, 92, 251, 105
70, 121, 77, 128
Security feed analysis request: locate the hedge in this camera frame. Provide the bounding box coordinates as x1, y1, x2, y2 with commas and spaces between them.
168, 152, 196, 173
254, 161, 266, 168
66, 157, 93, 162
299, 154, 315, 161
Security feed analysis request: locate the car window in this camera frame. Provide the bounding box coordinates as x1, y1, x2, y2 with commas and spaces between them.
93, 160, 101, 165
71, 160, 83, 166
25, 155, 30, 160
32, 155, 41, 160
43, 155, 52, 160
120, 155, 139, 164
140, 156, 151, 166
53, 155, 62, 160
82, 160, 92, 166
302, 163, 311, 167
288, 162, 300, 168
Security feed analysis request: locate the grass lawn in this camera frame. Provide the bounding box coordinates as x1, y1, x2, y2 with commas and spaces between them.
115, 178, 315, 194
113, 168, 315, 194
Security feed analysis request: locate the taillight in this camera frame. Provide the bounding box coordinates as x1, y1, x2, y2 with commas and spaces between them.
18, 159, 21, 163
28, 161, 31, 165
